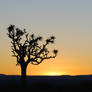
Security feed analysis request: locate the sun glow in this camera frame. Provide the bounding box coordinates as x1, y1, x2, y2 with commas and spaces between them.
46, 72, 64, 76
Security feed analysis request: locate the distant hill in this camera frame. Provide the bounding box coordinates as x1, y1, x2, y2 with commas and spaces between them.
0, 74, 92, 92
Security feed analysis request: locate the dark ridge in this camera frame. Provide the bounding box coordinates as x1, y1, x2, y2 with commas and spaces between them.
0, 74, 92, 92
0, 74, 6, 76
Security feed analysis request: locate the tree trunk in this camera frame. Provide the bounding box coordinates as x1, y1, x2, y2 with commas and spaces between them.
21, 65, 27, 78
20, 63, 27, 86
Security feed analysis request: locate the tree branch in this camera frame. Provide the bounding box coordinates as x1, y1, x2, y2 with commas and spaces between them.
7, 25, 58, 67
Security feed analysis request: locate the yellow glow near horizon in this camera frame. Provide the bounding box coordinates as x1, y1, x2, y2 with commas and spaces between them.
45, 72, 65, 76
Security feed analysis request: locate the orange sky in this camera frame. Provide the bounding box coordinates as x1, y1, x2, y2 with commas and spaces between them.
0, 0, 92, 76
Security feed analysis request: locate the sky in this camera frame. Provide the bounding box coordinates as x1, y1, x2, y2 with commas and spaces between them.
0, 0, 92, 75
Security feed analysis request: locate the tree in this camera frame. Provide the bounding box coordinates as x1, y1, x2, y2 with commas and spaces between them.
7, 25, 58, 79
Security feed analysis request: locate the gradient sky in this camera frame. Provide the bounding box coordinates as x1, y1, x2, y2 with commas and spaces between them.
0, 0, 92, 75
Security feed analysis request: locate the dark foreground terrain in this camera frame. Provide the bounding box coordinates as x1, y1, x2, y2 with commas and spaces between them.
0, 74, 92, 92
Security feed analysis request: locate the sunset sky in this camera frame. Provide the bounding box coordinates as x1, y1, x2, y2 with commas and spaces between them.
0, 0, 92, 75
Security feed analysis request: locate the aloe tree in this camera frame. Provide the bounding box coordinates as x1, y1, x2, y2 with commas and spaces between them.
7, 25, 58, 79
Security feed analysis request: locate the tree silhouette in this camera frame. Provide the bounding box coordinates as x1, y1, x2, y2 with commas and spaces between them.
7, 25, 58, 79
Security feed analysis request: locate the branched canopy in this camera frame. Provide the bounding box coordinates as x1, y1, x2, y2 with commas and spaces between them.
7, 25, 58, 66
